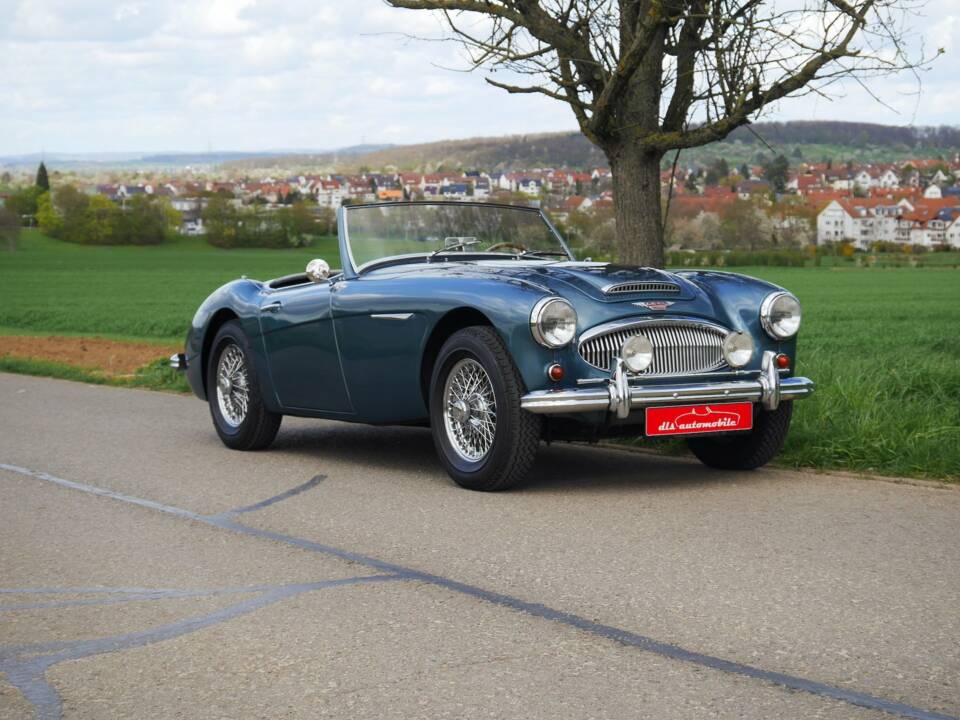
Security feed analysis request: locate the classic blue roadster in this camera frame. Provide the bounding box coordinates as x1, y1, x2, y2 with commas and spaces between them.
174, 202, 814, 490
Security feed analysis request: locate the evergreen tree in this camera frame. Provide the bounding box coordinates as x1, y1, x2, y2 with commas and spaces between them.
35, 162, 50, 191
762, 154, 790, 193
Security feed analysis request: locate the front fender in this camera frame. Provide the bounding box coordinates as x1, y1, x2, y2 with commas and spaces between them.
183, 279, 276, 407
675, 270, 800, 372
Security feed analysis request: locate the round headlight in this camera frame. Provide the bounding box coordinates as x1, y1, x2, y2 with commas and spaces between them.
530, 297, 577, 348
760, 292, 802, 339
722, 331, 754, 368
621, 334, 654, 373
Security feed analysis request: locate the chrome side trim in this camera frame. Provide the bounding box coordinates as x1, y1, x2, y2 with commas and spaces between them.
169, 353, 187, 371
521, 376, 815, 415
370, 313, 414, 320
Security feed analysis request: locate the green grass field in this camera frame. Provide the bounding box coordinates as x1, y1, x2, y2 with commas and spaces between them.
0, 230, 342, 341
2, 230, 958, 480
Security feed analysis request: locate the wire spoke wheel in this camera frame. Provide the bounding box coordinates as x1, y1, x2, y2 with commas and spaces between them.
215, 343, 250, 428
443, 358, 498, 463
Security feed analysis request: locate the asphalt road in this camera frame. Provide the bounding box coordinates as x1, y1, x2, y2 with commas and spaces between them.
1, 372, 958, 720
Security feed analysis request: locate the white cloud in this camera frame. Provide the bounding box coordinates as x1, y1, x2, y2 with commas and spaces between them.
0, 0, 955, 156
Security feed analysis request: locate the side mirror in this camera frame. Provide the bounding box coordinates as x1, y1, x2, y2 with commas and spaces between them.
306, 258, 330, 283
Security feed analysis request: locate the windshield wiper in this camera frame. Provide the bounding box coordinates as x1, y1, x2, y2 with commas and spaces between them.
517, 250, 570, 260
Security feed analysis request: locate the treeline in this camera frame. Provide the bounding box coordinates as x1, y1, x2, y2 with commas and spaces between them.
202, 196, 333, 248
728, 121, 960, 149
558, 196, 816, 260
227, 121, 960, 174
36, 187, 179, 245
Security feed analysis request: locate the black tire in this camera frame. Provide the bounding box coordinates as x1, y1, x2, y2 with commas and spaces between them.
207, 320, 282, 451
429, 327, 541, 491
687, 402, 793, 470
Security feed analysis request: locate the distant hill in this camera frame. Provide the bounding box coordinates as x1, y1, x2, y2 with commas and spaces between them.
220, 133, 607, 173
220, 121, 960, 174
6, 121, 958, 174
0, 145, 394, 171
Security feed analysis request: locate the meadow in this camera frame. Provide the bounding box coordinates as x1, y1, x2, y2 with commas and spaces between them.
1, 229, 958, 480
0, 230, 342, 341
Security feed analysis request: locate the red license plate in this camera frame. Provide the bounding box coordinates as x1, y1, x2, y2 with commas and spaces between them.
645, 402, 753, 437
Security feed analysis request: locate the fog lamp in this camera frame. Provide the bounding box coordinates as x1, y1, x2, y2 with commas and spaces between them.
621, 334, 654, 373
722, 331, 754, 368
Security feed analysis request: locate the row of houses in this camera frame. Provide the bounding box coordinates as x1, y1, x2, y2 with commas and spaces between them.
93, 167, 612, 208
816, 195, 960, 248
787, 159, 958, 195
83, 155, 960, 248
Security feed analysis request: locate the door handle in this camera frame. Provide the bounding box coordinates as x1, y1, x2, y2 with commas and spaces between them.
261, 301, 282, 313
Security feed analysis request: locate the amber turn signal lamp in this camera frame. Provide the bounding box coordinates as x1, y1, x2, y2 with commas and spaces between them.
547, 363, 565, 381
776, 354, 790, 370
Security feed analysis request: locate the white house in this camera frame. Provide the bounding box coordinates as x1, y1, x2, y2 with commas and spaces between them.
516, 177, 543, 196
878, 169, 900, 188
945, 212, 960, 247
315, 180, 346, 208
816, 198, 912, 248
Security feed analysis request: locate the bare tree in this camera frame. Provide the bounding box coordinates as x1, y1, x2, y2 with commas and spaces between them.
384, 0, 934, 266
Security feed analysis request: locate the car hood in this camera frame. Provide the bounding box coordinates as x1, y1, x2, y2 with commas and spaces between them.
444, 262, 701, 303
367, 260, 783, 336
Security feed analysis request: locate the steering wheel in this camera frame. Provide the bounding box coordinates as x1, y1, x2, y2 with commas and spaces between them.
486, 242, 527, 253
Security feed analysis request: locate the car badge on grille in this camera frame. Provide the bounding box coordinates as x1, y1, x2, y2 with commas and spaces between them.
633, 301, 674, 311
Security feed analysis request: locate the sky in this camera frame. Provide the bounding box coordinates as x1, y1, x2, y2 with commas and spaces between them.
0, 0, 957, 156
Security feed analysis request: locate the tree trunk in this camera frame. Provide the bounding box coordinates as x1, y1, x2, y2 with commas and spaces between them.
609, 145, 665, 267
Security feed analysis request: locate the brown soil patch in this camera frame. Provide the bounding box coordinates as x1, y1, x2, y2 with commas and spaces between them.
0, 336, 179, 376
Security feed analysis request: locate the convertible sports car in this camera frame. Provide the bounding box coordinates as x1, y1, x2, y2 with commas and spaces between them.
174, 201, 814, 491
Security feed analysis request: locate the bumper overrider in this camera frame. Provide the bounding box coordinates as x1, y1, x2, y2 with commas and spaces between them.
521, 351, 814, 418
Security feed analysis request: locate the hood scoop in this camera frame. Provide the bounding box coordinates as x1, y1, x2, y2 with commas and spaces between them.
603, 281, 680, 295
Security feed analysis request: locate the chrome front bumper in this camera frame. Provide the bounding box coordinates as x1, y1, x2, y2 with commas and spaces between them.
169, 353, 188, 371
521, 351, 814, 417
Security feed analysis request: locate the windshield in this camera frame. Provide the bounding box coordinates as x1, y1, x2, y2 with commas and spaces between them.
343, 202, 571, 271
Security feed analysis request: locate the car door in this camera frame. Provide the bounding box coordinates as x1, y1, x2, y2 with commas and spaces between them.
258, 282, 353, 414
330, 275, 431, 423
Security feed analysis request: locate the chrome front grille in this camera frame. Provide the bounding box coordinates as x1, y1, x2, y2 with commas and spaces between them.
604, 281, 680, 294
578, 321, 728, 376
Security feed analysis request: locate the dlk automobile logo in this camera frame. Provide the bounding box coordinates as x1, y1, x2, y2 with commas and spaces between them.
645, 402, 753, 437
634, 301, 674, 311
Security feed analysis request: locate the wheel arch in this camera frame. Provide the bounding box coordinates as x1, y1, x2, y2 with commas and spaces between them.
200, 308, 240, 397
420, 307, 493, 407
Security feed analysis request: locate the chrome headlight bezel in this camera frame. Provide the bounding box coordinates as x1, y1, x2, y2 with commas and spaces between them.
760, 291, 802, 340
530, 297, 577, 349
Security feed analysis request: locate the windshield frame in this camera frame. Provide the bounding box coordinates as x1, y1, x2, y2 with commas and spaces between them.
338, 201, 575, 277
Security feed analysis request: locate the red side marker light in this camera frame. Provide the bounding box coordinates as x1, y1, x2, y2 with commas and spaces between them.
548, 364, 565, 381
776, 354, 790, 369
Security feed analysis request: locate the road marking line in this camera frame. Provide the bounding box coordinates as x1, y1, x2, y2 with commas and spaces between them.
214, 474, 326, 518
0, 576, 405, 720
2, 462, 956, 720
